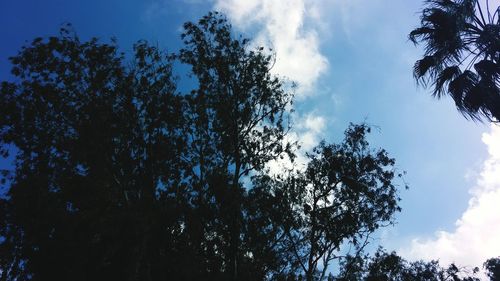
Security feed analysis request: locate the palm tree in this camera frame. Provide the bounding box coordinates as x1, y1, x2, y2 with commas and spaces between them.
410, 0, 500, 121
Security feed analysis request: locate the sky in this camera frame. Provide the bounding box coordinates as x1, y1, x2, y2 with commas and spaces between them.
1, 0, 499, 274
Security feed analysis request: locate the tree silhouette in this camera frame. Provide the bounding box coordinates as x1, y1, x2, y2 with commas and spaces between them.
0, 26, 189, 280
0, 12, 438, 281
410, 0, 500, 121
0, 13, 297, 280
338, 248, 481, 281
277, 124, 403, 281
178, 12, 296, 280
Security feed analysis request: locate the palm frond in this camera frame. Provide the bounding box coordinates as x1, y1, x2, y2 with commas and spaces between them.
474, 59, 499, 79
481, 83, 500, 120
413, 56, 437, 85
409, 27, 435, 44
434, 65, 461, 97
463, 84, 487, 114
448, 70, 478, 112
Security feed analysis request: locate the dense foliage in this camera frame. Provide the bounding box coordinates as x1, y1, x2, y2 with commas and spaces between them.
337, 249, 485, 281
0, 11, 497, 281
0, 12, 403, 281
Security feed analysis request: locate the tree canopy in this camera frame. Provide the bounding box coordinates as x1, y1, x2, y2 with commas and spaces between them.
410, 0, 500, 122
0, 10, 497, 281
0, 12, 406, 280
337, 248, 483, 281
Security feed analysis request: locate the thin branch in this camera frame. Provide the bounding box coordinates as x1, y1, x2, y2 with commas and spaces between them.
286, 229, 308, 274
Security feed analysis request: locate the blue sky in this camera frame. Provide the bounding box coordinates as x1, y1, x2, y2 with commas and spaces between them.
1, 0, 498, 270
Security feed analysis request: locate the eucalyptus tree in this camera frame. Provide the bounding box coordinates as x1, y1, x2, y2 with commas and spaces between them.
177, 12, 295, 280
410, 0, 500, 121
276, 124, 404, 281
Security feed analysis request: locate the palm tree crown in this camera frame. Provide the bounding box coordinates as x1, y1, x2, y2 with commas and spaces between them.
410, 0, 500, 121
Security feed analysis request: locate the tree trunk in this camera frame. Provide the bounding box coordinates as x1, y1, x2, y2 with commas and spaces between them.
228, 158, 240, 280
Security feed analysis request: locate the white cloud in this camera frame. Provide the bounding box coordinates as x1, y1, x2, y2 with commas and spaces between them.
402, 125, 500, 273
213, 0, 328, 96
266, 113, 326, 174
298, 113, 326, 151
212, 0, 330, 174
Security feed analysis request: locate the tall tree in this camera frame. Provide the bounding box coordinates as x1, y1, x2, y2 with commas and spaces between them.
0, 13, 409, 281
0, 13, 296, 281
0, 26, 189, 280
178, 12, 294, 280
410, 0, 500, 121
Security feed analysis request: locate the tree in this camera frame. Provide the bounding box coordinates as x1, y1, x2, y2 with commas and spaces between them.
0, 13, 296, 280
274, 124, 404, 281
0, 26, 189, 280
177, 12, 295, 280
338, 248, 481, 281
0, 12, 407, 281
410, 0, 500, 121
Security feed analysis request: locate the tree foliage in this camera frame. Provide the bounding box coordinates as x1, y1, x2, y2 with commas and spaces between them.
338, 249, 482, 281
275, 124, 403, 281
0, 24, 187, 280
1, 10, 492, 281
410, 0, 500, 121
177, 14, 294, 279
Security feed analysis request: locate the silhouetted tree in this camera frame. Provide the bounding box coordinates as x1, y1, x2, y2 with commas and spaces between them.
177, 12, 295, 280
410, 0, 500, 121
0, 12, 410, 281
338, 248, 481, 281
0, 26, 189, 280
0, 12, 297, 280
273, 124, 404, 281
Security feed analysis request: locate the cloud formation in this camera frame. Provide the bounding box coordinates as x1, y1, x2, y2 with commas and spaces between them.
213, 0, 328, 96
403, 125, 500, 270
297, 113, 326, 151
265, 113, 326, 175
212, 0, 330, 175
